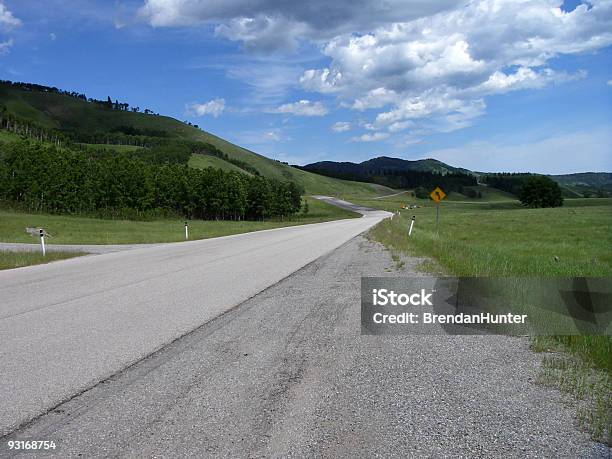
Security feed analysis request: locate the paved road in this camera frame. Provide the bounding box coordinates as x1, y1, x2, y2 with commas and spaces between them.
0, 202, 390, 437
373, 190, 410, 199
2, 237, 607, 457
312, 196, 381, 215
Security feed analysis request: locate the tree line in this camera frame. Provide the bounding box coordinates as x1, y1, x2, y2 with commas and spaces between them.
0, 140, 302, 220
481, 173, 532, 195
482, 173, 563, 207
299, 164, 477, 193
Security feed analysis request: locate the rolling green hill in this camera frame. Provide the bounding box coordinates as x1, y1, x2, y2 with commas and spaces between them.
188, 153, 252, 175
550, 172, 612, 197
0, 81, 389, 197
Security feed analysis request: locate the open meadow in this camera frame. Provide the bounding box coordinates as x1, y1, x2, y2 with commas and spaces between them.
0, 197, 359, 246
364, 197, 612, 277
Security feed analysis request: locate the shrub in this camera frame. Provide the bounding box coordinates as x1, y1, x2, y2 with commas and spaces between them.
519, 176, 563, 208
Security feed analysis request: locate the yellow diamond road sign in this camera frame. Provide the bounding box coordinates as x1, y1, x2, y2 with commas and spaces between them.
430, 186, 446, 203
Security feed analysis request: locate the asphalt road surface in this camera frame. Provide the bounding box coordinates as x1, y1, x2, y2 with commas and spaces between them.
0, 201, 390, 437
2, 237, 607, 458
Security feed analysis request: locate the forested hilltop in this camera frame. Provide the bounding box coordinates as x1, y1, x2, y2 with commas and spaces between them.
298, 157, 477, 195
300, 156, 612, 199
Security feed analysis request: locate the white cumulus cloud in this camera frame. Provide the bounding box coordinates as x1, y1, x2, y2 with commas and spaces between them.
351, 132, 389, 142
141, 0, 612, 142
0, 3, 20, 30
272, 99, 328, 117
0, 2, 20, 56
186, 98, 226, 117
0, 38, 12, 55
139, 0, 461, 50
331, 121, 352, 132
300, 0, 612, 137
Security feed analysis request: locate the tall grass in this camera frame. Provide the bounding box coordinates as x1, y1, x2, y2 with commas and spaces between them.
369, 203, 612, 277
0, 251, 86, 270
0, 197, 360, 246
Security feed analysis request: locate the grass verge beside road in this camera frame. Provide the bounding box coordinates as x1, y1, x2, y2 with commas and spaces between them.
532, 338, 611, 444
362, 195, 612, 444
366, 200, 612, 277
0, 197, 359, 245
0, 251, 86, 271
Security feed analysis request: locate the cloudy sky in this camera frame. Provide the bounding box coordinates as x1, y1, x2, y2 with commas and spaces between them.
1, 0, 611, 173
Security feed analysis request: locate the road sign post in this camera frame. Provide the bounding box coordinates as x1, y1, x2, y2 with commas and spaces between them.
39, 229, 46, 256
429, 186, 446, 234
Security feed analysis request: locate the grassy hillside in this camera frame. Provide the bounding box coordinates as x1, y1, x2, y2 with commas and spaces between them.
551, 172, 612, 189
188, 153, 252, 175
82, 143, 144, 153
0, 129, 20, 143
0, 83, 195, 136
186, 130, 393, 195
450, 185, 516, 201
0, 82, 387, 197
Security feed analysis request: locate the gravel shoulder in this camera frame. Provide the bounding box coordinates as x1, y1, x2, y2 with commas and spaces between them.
2, 236, 608, 458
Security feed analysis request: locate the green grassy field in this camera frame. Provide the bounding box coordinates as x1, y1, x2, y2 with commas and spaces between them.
81, 143, 144, 152
0, 129, 22, 143
0, 251, 86, 270
188, 154, 252, 175
367, 200, 612, 277
0, 197, 359, 245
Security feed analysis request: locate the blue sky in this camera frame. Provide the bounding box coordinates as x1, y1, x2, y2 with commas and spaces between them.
0, 0, 610, 174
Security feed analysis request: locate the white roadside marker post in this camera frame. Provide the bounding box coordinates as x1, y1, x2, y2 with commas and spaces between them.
184, 221, 189, 240
408, 215, 415, 236
39, 228, 46, 256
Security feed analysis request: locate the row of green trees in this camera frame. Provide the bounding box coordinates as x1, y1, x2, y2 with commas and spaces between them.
483, 173, 563, 207
0, 140, 302, 220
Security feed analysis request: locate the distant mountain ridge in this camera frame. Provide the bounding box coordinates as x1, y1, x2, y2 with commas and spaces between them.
302, 156, 471, 177
298, 156, 478, 192
549, 172, 612, 189
301, 156, 611, 197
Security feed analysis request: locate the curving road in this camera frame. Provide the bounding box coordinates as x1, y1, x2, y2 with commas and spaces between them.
0, 200, 390, 436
